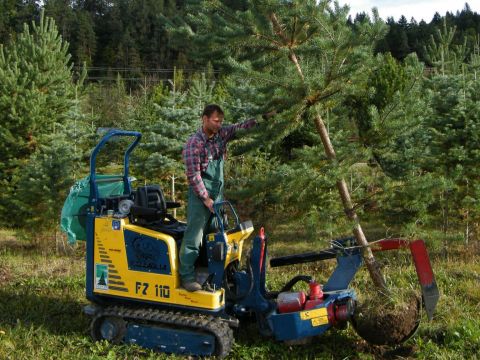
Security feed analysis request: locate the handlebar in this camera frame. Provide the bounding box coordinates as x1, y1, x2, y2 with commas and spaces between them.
213, 200, 240, 233
89, 130, 142, 210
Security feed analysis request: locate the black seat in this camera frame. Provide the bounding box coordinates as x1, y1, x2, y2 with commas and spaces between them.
130, 185, 186, 241
132, 185, 166, 221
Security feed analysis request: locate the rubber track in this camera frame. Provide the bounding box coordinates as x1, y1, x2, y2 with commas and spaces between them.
92, 305, 234, 358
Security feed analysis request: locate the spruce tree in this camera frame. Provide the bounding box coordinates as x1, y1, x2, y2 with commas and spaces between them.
0, 10, 86, 238
133, 74, 248, 194
12, 124, 81, 236
0, 10, 76, 182
422, 71, 480, 245
343, 52, 444, 241
419, 20, 480, 245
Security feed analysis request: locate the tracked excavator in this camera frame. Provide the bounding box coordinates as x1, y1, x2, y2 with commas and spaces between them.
65, 130, 439, 358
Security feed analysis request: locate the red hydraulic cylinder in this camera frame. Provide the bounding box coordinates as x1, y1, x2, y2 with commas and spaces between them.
304, 280, 324, 310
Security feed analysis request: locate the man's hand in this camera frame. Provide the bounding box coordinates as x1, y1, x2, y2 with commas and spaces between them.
262, 110, 277, 120
203, 197, 214, 213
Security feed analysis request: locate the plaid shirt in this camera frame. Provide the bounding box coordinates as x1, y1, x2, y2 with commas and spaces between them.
183, 118, 256, 200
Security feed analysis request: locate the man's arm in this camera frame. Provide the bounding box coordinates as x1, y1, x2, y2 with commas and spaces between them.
220, 118, 257, 143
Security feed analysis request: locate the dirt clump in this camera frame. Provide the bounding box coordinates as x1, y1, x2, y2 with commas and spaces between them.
352, 292, 421, 345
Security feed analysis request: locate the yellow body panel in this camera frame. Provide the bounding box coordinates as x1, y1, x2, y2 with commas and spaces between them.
93, 217, 224, 310
207, 224, 254, 268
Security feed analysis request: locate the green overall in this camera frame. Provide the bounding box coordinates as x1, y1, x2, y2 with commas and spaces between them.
179, 147, 224, 283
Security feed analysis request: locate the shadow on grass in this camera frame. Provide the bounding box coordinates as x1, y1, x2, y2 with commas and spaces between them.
0, 239, 37, 253
0, 288, 420, 359
0, 289, 89, 336
232, 317, 417, 359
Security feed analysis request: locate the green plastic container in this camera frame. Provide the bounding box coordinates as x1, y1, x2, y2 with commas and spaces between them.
60, 175, 132, 244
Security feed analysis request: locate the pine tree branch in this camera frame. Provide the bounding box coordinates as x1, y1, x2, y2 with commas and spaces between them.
378, 73, 421, 127
291, 16, 297, 46
305, 87, 342, 107
325, 47, 341, 85
251, 33, 283, 49
269, 12, 305, 81
208, 3, 287, 54
269, 12, 289, 45
289, 52, 305, 81
314, 16, 336, 44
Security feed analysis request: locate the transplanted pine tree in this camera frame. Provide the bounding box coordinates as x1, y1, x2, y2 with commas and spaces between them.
168, 0, 389, 289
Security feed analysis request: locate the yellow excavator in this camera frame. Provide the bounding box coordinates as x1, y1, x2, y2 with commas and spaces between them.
61, 130, 439, 358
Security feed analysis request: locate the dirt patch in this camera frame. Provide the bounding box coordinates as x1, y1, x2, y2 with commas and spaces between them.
0, 265, 12, 283
352, 292, 421, 345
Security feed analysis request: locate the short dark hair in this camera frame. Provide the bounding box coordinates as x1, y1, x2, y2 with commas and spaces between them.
202, 104, 224, 117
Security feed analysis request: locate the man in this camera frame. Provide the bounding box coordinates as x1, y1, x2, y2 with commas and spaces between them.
179, 104, 258, 292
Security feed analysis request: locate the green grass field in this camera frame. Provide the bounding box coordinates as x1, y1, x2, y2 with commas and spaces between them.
0, 229, 479, 360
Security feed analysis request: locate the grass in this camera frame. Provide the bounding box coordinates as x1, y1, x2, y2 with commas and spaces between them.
0, 229, 479, 359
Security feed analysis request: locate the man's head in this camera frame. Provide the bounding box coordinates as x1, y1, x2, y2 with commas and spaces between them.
202, 104, 224, 138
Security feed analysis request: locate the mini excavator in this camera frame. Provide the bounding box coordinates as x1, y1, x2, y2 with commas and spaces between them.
79, 130, 439, 358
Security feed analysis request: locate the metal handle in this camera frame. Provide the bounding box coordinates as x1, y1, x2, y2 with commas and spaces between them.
213, 200, 239, 233
89, 130, 142, 209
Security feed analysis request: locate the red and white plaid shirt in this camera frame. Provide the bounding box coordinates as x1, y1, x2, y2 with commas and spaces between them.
183, 118, 256, 200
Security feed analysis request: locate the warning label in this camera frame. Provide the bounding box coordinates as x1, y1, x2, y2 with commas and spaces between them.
95, 263, 108, 290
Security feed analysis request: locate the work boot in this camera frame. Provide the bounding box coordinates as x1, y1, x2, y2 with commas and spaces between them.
182, 280, 202, 292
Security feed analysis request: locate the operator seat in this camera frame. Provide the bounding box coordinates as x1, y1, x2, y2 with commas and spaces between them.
130, 185, 186, 241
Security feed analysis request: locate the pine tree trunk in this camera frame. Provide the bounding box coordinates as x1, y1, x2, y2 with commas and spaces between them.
313, 113, 387, 291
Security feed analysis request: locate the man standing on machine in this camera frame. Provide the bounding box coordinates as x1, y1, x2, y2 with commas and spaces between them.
179, 104, 260, 292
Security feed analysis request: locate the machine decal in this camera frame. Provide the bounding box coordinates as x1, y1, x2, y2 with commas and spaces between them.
124, 230, 171, 275
311, 316, 329, 327
135, 281, 149, 295
300, 307, 327, 320
155, 284, 170, 298
95, 263, 109, 290
94, 225, 129, 293
133, 282, 171, 298
112, 220, 121, 230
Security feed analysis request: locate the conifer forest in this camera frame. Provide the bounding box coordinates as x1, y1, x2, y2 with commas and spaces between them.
0, 1, 479, 359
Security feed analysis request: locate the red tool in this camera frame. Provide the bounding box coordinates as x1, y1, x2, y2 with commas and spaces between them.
372, 238, 440, 320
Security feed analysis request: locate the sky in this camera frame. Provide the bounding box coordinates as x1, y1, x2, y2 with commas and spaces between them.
339, 0, 480, 22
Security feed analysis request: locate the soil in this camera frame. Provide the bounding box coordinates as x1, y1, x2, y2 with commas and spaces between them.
0, 265, 12, 283
352, 292, 421, 345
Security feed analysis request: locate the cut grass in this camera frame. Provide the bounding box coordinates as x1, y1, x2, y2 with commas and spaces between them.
0, 231, 479, 359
